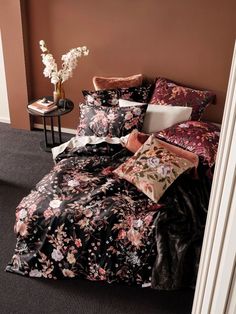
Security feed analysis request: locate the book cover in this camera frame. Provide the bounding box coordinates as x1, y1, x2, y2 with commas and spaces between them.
28, 103, 57, 114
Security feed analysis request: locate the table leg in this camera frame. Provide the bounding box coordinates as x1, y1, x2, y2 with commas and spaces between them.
43, 116, 48, 147
51, 116, 55, 145
58, 115, 62, 144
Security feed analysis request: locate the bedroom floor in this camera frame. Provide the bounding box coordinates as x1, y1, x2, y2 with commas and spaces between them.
0, 122, 194, 314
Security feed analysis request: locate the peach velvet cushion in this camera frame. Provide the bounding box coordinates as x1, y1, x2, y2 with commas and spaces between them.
125, 129, 149, 153
93, 74, 143, 91
125, 130, 199, 168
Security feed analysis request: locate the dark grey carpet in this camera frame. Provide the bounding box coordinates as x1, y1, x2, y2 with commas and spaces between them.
0, 122, 194, 314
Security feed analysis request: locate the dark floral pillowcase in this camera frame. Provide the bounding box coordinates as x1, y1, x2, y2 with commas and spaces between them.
82, 85, 153, 107
155, 120, 220, 167
149, 78, 216, 121
77, 103, 147, 138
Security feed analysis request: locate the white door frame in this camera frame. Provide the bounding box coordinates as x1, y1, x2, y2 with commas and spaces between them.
192, 41, 236, 314
0, 29, 10, 123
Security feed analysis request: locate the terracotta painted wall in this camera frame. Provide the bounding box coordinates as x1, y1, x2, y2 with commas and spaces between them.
2, 0, 236, 129
0, 0, 30, 130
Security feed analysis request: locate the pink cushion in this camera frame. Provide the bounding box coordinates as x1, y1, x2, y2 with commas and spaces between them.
125, 129, 149, 153
93, 74, 143, 91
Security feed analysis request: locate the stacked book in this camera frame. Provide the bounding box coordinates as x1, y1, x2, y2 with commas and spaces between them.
28, 98, 57, 114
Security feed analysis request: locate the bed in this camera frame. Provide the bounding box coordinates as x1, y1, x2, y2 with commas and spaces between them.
6, 76, 220, 290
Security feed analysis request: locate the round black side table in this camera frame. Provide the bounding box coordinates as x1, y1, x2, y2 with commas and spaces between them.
27, 97, 74, 152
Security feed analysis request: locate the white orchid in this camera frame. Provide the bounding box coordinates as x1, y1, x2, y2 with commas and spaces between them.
39, 40, 89, 85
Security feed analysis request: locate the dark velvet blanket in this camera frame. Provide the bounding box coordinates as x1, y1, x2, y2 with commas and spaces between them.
6, 143, 211, 290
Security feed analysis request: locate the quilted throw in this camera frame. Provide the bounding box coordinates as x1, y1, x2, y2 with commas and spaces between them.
6, 142, 212, 290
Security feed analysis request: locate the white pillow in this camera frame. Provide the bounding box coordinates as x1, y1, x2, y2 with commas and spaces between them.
119, 99, 192, 133
118, 99, 146, 107
142, 105, 192, 133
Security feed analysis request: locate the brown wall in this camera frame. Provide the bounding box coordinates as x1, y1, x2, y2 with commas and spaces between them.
2, 0, 236, 129
0, 0, 30, 130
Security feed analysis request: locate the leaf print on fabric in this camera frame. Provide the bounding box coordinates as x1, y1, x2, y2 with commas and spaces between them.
82, 85, 153, 107
155, 120, 220, 167
127, 228, 143, 248
77, 103, 147, 138
114, 135, 195, 203
6, 139, 213, 290
149, 78, 215, 120
126, 252, 141, 266
38, 252, 55, 278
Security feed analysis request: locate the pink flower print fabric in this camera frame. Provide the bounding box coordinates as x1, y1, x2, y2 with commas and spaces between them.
77, 103, 147, 137
149, 78, 215, 121
114, 135, 196, 202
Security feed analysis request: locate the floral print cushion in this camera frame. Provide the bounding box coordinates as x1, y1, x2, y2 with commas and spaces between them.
155, 120, 220, 167
82, 85, 153, 107
114, 135, 195, 203
149, 78, 215, 121
77, 103, 147, 137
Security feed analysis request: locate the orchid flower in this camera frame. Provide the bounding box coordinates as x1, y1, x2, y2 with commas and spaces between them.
39, 40, 89, 85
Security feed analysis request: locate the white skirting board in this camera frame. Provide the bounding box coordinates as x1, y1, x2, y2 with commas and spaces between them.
0, 121, 76, 135
33, 123, 76, 135
0, 116, 10, 123
0, 31, 10, 124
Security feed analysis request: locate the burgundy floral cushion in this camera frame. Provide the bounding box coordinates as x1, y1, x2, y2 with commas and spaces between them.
77, 103, 147, 137
82, 85, 153, 107
149, 78, 215, 121
155, 121, 220, 167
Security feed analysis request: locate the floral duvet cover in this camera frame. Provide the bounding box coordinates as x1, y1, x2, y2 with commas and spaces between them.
6, 142, 212, 290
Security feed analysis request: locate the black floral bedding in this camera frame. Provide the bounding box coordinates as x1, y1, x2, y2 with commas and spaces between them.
6, 141, 212, 290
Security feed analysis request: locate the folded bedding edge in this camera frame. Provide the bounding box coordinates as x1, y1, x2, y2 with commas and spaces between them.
51, 135, 130, 161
